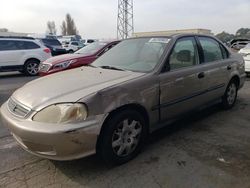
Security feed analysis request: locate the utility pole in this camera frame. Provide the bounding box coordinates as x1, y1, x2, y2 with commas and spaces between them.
117, 0, 134, 39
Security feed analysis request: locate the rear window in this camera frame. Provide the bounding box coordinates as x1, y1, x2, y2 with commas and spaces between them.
41, 39, 61, 46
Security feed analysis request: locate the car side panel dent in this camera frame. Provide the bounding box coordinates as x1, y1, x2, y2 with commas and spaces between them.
80, 75, 160, 132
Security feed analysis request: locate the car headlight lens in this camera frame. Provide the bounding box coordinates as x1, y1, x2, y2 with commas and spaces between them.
53, 60, 77, 69
33, 103, 88, 124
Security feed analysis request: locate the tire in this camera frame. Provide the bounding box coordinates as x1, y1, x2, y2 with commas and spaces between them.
24, 59, 40, 76
98, 109, 147, 165
68, 50, 74, 54
222, 80, 238, 109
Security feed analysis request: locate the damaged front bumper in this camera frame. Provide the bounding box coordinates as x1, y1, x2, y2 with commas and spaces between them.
0, 102, 104, 160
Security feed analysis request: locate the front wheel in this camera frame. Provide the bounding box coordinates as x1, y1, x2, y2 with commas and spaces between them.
98, 110, 147, 165
222, 80, 238, 109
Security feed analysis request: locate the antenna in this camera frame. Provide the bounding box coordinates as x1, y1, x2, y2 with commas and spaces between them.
117, 0, 134, 39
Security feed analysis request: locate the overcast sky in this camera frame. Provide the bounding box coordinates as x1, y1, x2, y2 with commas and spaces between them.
0, 0, 249, 38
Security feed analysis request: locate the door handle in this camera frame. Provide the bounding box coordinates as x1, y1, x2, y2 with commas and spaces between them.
198, 72, 205, 79
227, 65, 232, 70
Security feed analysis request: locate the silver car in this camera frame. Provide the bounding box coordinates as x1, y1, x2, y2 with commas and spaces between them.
0, 34, 246, 165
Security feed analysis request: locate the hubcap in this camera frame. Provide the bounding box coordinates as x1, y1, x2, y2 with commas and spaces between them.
112, 119, 142, 157
27, 62, 39, 75
227, 83, 237, 105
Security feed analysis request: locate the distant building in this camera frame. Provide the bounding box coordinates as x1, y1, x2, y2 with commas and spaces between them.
0, 31, 28, 37
133, 28, 213, 37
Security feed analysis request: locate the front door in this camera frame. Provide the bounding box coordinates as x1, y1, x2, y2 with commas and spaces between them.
0, 40, 22, 67
159, 37, 207, 121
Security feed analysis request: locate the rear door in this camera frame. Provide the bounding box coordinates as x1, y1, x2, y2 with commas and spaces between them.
159, 37, 208, 121
196, 36, 232, 102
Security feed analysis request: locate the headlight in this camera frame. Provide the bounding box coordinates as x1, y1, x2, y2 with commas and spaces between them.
39, 63, 52, 72
53, 59, 77, 69
33, 103, 88, 124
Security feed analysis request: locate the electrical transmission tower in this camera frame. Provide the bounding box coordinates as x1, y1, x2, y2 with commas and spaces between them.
117, 0, 134, 39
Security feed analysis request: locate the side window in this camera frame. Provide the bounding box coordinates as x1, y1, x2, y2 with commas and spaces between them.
71, 42, 78, 46
15, 41, 25, 50
24, 41, 40, 49
0, 40, 18, 51
0, 40, 6, 51
220, 45, 229, 59
14, 41, 40, 50
199, 37, 224, 63
168, 37, 198, 71
87, 39, 95, 43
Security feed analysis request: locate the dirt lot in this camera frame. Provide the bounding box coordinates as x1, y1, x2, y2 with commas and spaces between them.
0, 73, 250, 188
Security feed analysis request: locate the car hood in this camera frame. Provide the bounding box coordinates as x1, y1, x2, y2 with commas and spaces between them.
45, 54, 88, 65
12, 67, 144, 111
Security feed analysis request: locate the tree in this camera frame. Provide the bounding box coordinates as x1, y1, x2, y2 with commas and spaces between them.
61, 13, 78, 35
46, 21, 57, 35
0, 28, 8, 32
61, 21, 67, 35
215, 31, 234, 43
235, 28, 250, 39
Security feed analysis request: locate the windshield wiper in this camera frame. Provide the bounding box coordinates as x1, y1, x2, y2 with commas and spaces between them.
99, 65, 125, 71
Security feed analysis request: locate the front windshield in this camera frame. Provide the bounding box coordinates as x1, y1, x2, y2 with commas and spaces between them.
92, 37, 170, 72
75, 41, 107, 55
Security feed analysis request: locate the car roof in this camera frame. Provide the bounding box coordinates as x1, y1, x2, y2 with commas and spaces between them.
0, 36, 35, 40
129, 33, 215, 39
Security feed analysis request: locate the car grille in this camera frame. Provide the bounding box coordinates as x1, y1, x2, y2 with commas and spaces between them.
8, 98, 31, 118
39, 63, 51, 72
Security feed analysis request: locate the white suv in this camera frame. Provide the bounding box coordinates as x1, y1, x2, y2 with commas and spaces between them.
0, 37, 52, 76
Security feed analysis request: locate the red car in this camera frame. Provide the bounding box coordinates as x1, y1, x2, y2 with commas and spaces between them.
39, 40, 120, 76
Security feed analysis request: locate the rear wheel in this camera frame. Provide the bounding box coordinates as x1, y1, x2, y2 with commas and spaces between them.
24, 59, 40, 76
222, 80, 238, 109
98, 109, 147, 165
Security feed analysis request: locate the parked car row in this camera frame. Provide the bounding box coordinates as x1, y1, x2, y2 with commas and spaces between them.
0, 34, 246, 165
0, 36, 118, 76
58, 35, 97, 53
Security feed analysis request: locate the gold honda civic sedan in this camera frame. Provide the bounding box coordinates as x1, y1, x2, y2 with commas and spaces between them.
0, 34, 246, 165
